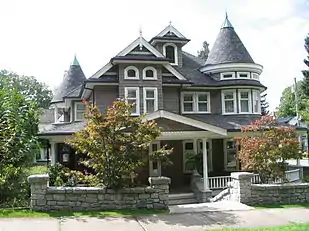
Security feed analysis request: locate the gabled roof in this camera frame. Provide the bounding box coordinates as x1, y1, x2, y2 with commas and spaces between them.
150, 23, 190, 44
204, 15, 254, 66
51, 56, 86, 104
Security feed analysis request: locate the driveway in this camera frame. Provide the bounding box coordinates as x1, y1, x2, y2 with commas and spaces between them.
0, 208, 309, 231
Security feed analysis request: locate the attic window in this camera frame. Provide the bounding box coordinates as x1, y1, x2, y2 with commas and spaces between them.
163, 43, 178, 65
143, 66, 157, 80
124, 66, 139, 80
220, 72, 235, 80
237, 72, 250, 79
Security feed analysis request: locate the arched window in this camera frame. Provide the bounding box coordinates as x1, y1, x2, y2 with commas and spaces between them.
124, 66, 139, 80
143, 66, 157, 80
163, 43, 178, 65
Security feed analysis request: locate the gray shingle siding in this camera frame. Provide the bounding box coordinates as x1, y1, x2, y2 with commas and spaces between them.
163, 87, 180, 113
94, 86, 119, 113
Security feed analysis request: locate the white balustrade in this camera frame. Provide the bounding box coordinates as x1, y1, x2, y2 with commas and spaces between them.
208, 176, 232, 189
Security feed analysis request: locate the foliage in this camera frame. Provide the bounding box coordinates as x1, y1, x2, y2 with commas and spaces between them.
0, 70, 53, 109
261, 93, 269, 116
185, 151, 203, 175
197, 41, 210, 60
0, 77, 41, 207
67, 99, 173, 189
236, 116, 301, 183
300, 34, 309, 97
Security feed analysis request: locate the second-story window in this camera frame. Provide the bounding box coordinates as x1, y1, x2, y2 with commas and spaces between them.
163, 43, 178, 65
182, 92, 210, 113
75, 102, 85, 121
220, 72, 235, 80
222, 90, 236, 114
143, 87, 158, 113
252, 90, 261, 114
143, 66, 157, 80
125, 87, 140, 115
124, 66, 139, 80
238, 90, 252, 113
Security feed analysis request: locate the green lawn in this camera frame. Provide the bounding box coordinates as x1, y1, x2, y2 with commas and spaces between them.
254, 203, 309, 209
0, 209, 168, 218
209, 223, 309, 231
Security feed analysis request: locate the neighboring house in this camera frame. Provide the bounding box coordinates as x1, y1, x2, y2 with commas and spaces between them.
39, 15, 306, 191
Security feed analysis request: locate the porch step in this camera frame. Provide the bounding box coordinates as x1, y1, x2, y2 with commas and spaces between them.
168, 193, 198, 205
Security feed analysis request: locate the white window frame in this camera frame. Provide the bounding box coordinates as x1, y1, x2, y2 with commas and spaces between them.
75, 102, 85, 121
220, 72, 235, 80
221, 90, 237, 114
124, 66, 139, 80
143, 87, 158, 114
237, 72, 250, 79
252, 90, 261, 114
238, 90, 252, 114
181, 92, 211, 114
125, 87, 140, 116
163, 43, 178, 65
142, 66, 157, 80
251, 73, 260, 81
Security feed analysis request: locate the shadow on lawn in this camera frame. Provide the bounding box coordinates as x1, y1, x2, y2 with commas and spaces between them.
255, 203, 309, 209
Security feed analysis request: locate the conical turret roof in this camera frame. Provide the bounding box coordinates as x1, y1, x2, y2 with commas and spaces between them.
51, 55, 86, 103
205, 14, 254, 66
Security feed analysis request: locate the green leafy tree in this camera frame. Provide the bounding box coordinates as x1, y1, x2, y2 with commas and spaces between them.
0, 70, 53, 109
197, 41, 210, 60
0, 78, 40, 206
67, 99, 173, 189
261, 93, 269, 116
301, 35, 309, 97
236, 116, 301, 183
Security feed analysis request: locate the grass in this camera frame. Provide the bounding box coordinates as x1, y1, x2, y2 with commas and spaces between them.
0, 209, 168, 218
209, 223, 309, 231
254, 203, 309, 209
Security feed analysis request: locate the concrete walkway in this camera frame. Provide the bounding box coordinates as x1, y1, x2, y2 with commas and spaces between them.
1, 207, 309, 230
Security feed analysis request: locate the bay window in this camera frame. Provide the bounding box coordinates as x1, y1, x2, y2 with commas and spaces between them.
252, 90, 261, 114
222, 90, 236, 114
238, 90, 252, 113
125, 87, 140, 115
143, 87, 158, 113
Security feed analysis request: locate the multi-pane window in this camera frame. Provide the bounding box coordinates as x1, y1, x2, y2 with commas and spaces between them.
163, 43, 177, 65
143, 66, 157, 80
182, 92, 210, 113
222, 90, 236, 114
237, 72, 250, 79
124, 66, 139, 79
252, 90, 260, 113
143, 88, 158, 113
220, 72, 235, 80
238, 90, 252, 113
75, 102, 85, 121
125, 87, 140, 115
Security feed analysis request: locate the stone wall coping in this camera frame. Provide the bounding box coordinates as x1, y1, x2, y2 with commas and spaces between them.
148, 176, 171, 185
28, 174, 49, 183
231, 172, 254, 180
252, 183, 309, 189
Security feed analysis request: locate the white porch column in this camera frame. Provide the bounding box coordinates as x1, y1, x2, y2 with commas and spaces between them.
50, 142, 57, 165
202, 138, 209, 191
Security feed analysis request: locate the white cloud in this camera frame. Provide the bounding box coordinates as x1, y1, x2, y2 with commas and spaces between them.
0, 0, 308, 109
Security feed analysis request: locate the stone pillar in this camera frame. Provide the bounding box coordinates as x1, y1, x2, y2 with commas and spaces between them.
230, 172, 253, 204
149, 176, 171, 209
28, 174, 49, 211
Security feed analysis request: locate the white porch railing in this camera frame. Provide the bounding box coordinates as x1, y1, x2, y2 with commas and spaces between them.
208, 176, 232, 189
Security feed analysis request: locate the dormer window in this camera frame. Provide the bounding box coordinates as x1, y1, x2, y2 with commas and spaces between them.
75, 102, 85, 121
163, 43, 178, 65
124, 66, 139, 80
237, 72, 250, 79
143, 66, 157, 80
220, 72, 235, 80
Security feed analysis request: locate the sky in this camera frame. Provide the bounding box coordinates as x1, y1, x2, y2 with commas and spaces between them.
0, 0, 308, 111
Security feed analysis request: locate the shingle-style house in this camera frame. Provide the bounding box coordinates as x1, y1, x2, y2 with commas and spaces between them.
40, 15, 270, 192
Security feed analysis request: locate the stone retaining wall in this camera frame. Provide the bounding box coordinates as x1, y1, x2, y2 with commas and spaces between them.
28, 174, 171, 212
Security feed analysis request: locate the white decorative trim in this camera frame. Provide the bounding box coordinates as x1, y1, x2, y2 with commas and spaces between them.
238, 89, 252, 114
124, 87, 140, 116
130, 51, 152, 55
252, 90, 261, 114
221, 90, 237, 115
90, 62, 113, 79
156, 24, 186, 38
181, 92, 211, 114
75, 102, 85, 121
143, 87, 158, 114
237, 72, 250, 79
144, 110, 227, 136
117, 37, 165, 58
220, 72, 235, 80
124, 66, 139, 80
163, 43, 178, 65
200, 63, 263, 75
143, 66, 157, 80
163, 64, 186, 80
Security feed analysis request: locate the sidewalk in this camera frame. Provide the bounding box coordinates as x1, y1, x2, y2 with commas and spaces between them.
0, 207, 309, 231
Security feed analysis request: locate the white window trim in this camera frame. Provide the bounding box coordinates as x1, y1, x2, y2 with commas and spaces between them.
252, 90, 261, 114
251, 73, 260, 81
220, 72, 235, 80
163, 43, 178, 65
143, 87, 158, 114
237, 72, 250, 79
142, 66, 157, 80
125, 87, 140, 116
124, 66, 139, 80
181, 92, 211, 114
75, 102, 85, 121
238, 90, 252, 114
221, 90, 237, 115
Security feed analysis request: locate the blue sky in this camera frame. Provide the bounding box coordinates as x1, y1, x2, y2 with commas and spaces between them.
0, 0, 308, 111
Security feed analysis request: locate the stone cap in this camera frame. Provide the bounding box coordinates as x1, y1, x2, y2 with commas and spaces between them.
148, 176, 171, 185
231, 172, 254, 180
28, 174, 49, 184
